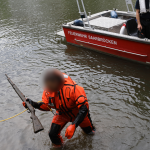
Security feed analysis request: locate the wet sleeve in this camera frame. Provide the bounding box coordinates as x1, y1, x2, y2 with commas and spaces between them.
135, 0, 140, 9
72, 105, 88, 127
35, 102, 50, 111
34, 91, 51, 111
71, 85, 89, 127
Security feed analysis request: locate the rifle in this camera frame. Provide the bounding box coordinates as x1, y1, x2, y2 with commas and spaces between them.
5, 74, 44, 133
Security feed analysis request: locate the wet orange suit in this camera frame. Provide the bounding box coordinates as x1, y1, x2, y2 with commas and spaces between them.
29, 74, 95, 145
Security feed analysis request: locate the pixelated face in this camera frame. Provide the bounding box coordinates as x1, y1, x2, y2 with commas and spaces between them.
44, 79, 60, 92
42, 68, 64, 92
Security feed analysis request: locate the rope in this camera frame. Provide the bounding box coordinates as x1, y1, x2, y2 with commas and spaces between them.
0, 109, 27, 122
0, 101, 54, 122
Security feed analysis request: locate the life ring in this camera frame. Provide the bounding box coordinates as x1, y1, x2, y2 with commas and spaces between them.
120, 23, 127, 35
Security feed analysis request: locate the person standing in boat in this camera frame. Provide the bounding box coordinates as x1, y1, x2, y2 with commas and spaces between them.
135, 0, 150, 39
23, 69, 95, 148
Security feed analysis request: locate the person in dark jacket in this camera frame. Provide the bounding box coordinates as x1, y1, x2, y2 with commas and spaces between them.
135, 0, 150, 39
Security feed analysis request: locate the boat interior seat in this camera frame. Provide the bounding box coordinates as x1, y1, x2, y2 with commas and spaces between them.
126, 18, 138, 37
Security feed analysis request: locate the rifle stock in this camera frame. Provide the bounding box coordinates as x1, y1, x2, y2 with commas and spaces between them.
5, 74, 44, 133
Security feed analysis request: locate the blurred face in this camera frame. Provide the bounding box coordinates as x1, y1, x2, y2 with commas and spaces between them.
45, 80, 60, 92
42, 68, 64, 92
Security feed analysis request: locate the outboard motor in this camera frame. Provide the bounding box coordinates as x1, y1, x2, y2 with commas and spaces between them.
73, 20, 84, 27
110, 10, 118, 18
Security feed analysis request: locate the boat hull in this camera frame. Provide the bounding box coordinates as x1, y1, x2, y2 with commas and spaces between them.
63, 26, 150, 65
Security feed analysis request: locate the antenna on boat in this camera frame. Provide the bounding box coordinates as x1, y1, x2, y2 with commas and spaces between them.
76, 0, 92, 29
125, 0, 135, 12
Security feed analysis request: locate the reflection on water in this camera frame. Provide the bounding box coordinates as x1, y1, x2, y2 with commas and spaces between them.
0, 0, 150, 150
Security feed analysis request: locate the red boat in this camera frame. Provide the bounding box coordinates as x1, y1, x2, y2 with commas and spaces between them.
57, 0, 150, 65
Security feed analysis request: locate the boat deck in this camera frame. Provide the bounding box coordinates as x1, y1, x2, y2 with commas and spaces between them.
85, 16, 126, 31
83, 10, 136, 33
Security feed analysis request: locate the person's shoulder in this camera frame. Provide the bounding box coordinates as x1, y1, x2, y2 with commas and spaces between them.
74, 85, 86, 95
63, 73, 77, 85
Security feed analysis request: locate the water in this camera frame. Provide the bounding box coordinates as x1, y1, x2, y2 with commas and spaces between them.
0, 0, 150, 149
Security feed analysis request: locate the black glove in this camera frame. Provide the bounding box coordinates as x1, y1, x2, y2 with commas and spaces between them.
25, 98, 39, 109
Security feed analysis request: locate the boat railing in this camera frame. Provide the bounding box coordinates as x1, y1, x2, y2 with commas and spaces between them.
125, 0, 135, 12
76, 0, 92, 29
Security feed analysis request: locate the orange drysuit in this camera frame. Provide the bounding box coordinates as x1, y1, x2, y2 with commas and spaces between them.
34, 74, 95, 145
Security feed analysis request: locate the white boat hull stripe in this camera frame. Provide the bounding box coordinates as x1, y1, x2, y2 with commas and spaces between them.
75, 39, 147, 57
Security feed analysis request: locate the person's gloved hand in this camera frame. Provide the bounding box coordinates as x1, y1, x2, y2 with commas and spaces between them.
65, 124, 76, 139
22, 99, 34, 108
22, 101, 27, 108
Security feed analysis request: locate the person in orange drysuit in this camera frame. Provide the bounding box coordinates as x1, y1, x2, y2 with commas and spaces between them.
23, 69, 95, 147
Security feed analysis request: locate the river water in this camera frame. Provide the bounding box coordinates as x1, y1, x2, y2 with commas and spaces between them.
0, 0, 150, 150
